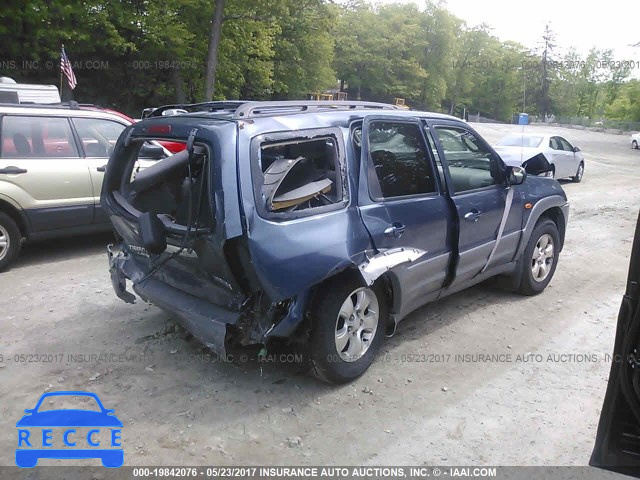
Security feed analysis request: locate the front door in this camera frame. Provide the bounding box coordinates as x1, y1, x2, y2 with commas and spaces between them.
557, 136, 579, 178
357, 117, 454, 316
429, 123, 523, 286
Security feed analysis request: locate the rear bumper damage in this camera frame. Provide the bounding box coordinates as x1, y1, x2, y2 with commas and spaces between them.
107, 245, 239, 357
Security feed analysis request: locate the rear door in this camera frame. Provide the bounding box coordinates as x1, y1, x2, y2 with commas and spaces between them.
357, 116, 454, 315
429, 122, 523, 286
71, 117, 128, 224
0, 115, 93, 231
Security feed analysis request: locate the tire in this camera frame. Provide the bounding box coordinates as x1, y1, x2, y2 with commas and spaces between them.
572, 161, 584, 183
632, 140, 638, 149
309, 273, 388, 384
514, 218, 560, 296
549, 165, 555, 179
0, 211, 21, 272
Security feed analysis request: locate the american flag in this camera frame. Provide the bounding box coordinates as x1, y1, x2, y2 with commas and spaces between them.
60, 45, 77, 90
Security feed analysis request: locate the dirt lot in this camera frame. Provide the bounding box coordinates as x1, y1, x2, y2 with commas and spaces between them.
1, 123, 639, 467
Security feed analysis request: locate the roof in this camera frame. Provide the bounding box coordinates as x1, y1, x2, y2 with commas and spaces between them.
0, 102, 134, 123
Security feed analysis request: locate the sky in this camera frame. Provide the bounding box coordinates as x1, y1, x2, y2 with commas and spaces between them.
374, 0, 639, 60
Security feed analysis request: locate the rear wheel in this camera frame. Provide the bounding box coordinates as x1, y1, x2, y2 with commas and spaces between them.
514, 219, 560, 295
309, 274, 387, 384
632, 140, 638, 149
572, 162, 584, 183
0, 212, 21, 272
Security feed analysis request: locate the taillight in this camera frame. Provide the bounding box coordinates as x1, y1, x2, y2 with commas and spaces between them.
146, 124, 171, 135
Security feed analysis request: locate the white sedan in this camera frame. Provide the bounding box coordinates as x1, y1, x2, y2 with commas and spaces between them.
631, 132, 640, 150
493, 133, 585, 182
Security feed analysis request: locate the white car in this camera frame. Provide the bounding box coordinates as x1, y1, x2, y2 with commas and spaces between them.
631, 133, 640, 150
493, 133, 585, 182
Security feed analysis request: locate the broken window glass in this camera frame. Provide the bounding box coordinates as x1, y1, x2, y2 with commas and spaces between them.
259, 137, 341, 212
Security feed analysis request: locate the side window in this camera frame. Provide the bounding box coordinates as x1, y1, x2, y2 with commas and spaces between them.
433, 126, 502, 193
259, 135, 342, 212
423, 126, 446, 188
367, 121, 436, 198
72, 118, 126, 157
558, 137, 573, 151
549, 137, 560, 150
1, 116, 79, 158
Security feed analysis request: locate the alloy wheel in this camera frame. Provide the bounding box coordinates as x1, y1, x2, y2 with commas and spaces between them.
0, 224, 9, 262
531, 233, 555, 282
334, 287, 379, 362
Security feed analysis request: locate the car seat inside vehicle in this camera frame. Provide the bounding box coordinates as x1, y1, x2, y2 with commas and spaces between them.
12, 133, 31, 156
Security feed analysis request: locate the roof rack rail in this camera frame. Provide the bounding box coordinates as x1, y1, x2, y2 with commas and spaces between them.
0, 101, 101, 110
232, 100, 398, 119
148, 101, 248, 118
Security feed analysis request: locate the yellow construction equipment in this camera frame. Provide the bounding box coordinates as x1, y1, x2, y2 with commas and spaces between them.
394, 98, 409, 109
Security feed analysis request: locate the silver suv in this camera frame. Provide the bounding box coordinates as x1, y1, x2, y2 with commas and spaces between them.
0, 102, 165, 271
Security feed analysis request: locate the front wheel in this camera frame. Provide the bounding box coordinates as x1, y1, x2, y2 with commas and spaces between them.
0, 212, 21, 272
572, 162, 584, 183
309, 274, 387, 384
632, 140, 638, 149
514, 219, 561, 295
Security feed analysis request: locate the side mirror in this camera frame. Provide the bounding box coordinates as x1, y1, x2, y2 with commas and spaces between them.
573, 146, 581, 152
507, 165, 527, 185
24, 409, 34, 414
139, 144, 165, 160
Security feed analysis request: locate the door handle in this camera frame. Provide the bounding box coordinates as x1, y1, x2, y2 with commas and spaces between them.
384, 222, 406, 238
97, 165, 107, 172
0, 166, 28, 175
464, 210, 482, 222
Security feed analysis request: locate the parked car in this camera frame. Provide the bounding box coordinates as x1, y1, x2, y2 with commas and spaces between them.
493, 133, 585, 182
0, 102, 168, 271
591, 210, 640, 476
631, 132, 640, 150
102, 100, 570, 383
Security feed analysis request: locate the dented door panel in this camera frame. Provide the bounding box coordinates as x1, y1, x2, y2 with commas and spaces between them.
237, 124, 373, 302
356, 116, 455, 312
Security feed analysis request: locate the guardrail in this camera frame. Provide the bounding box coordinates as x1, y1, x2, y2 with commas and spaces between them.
552, 117, 640, 133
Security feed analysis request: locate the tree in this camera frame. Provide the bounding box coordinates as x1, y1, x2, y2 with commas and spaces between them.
535, 24, 556, 120
204, 0, 225, 101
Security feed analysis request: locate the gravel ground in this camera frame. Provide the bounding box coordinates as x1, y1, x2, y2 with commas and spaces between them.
0, 123, 639, 468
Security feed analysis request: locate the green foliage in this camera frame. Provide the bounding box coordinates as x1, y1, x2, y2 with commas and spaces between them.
0, 0, 637, 123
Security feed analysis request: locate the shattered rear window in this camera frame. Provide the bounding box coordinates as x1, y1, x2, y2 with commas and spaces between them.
258, 136, 343, 213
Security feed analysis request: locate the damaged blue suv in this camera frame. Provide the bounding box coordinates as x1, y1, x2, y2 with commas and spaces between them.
102, 101, 569, 383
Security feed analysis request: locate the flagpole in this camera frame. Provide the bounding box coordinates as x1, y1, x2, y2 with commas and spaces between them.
60, 45, 63, 100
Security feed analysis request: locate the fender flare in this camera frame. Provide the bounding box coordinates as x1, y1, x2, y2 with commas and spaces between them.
516, 195, 569, 258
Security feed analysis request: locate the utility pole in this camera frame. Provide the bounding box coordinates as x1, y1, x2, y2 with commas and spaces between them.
522, 70, 526, 113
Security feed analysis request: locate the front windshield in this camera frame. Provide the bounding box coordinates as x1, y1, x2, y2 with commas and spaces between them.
497, 135, 543, 148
